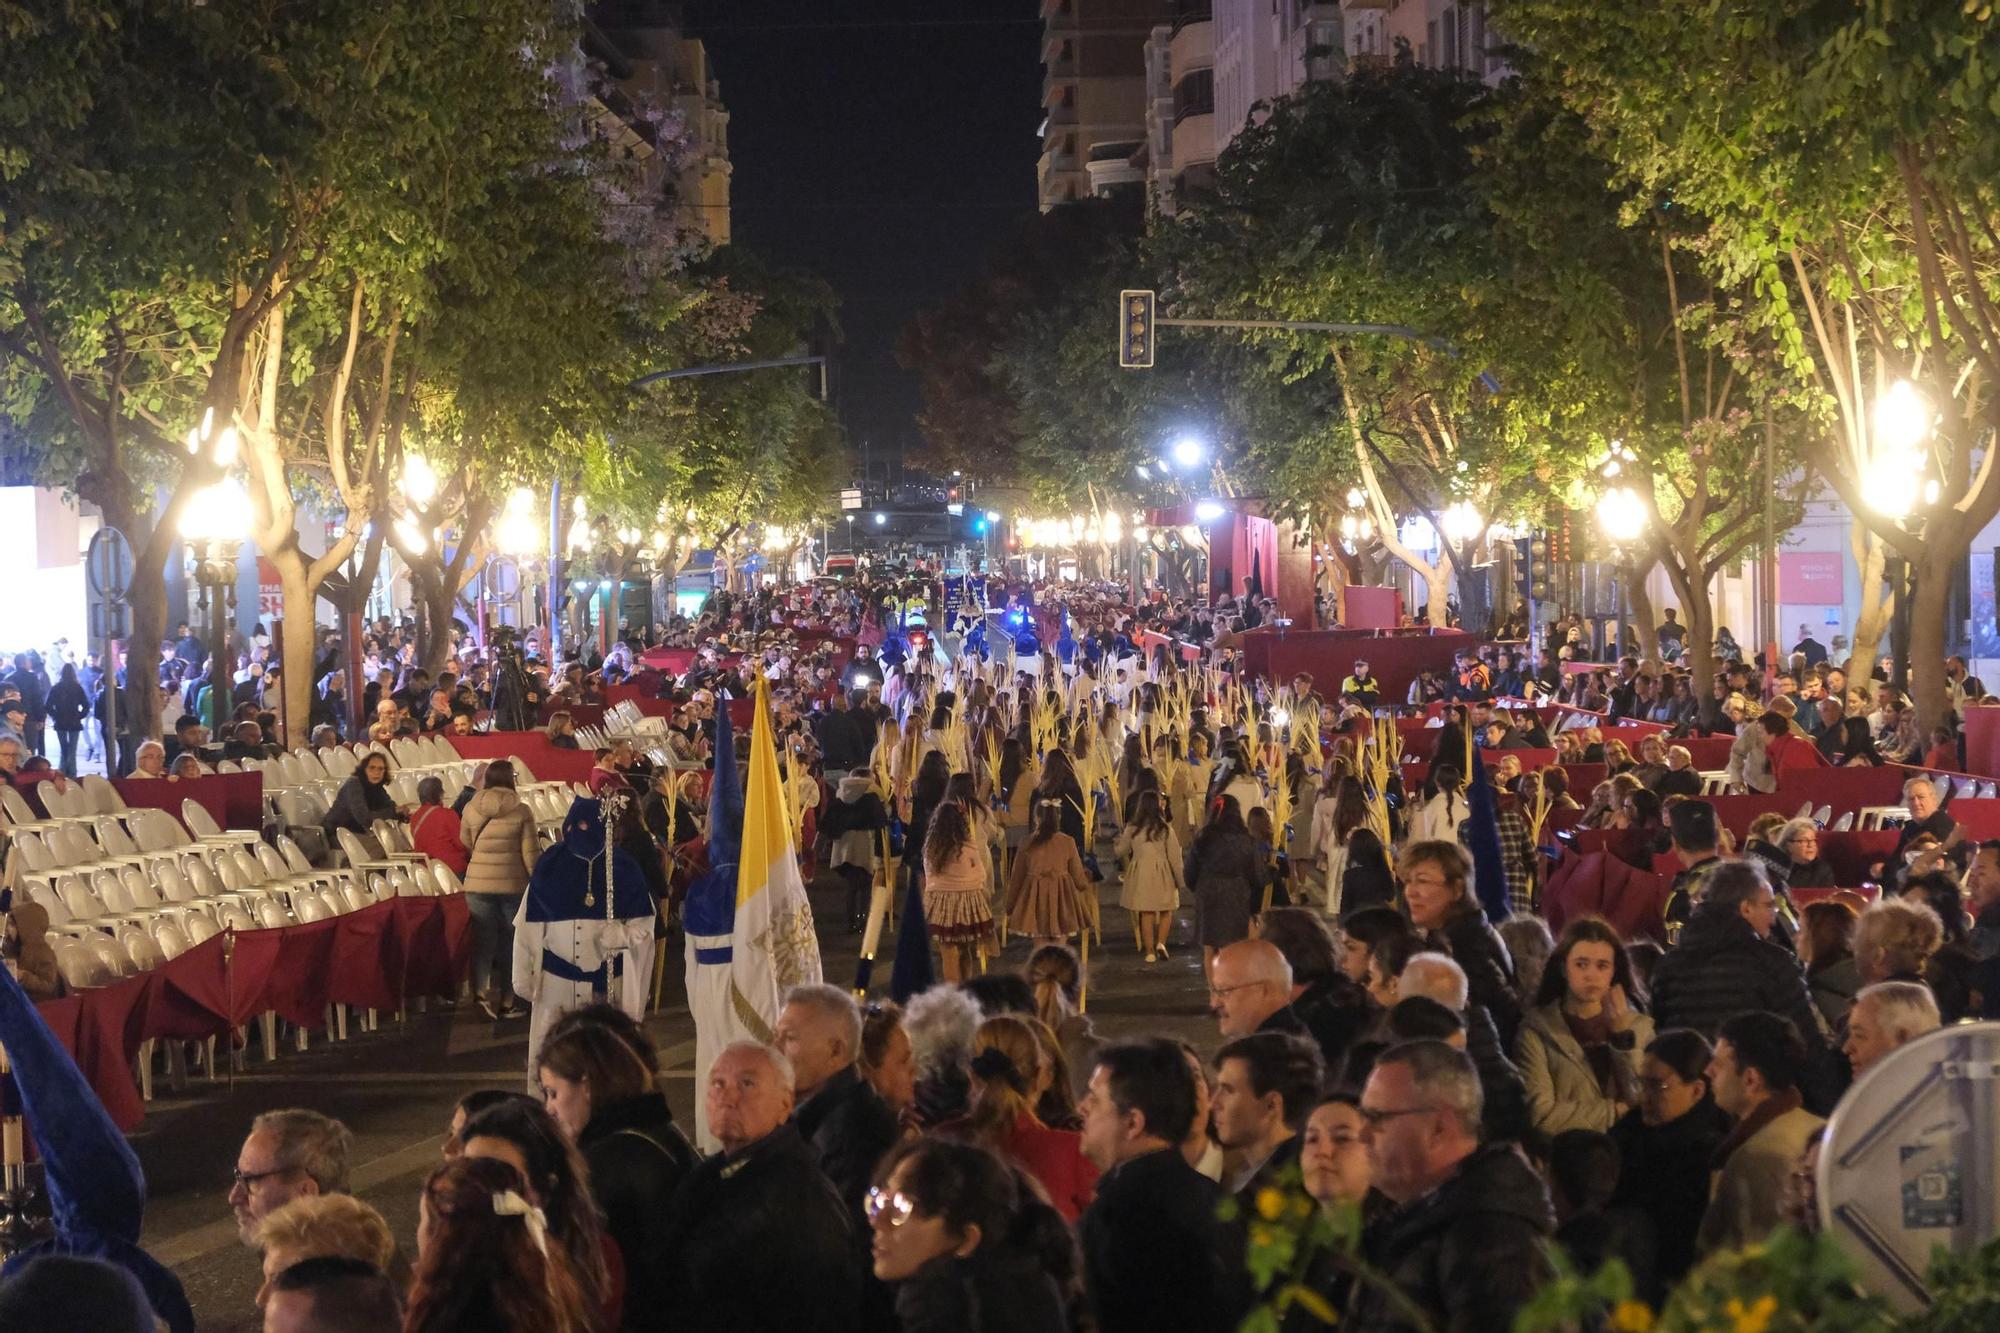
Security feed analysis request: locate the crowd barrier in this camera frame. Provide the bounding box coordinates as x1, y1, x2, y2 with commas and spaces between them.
32, 895, 470, 1131
1241, 627, 1477, 699
112, 771, 264, 832
446, 734, 598, 785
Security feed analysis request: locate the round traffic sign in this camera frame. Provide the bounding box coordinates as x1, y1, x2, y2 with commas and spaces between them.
86, 526, 135, 599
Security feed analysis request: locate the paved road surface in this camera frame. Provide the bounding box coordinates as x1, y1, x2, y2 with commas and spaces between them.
132, 860, 1220, 1329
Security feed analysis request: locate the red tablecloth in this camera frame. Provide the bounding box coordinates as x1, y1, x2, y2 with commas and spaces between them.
33, 895, 469, 1130
113, 771, 264, 832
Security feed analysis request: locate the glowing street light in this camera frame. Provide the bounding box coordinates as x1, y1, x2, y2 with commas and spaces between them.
403, 454, 438, 507
1596, 485, 1646, 544
1172, 436, 1208, 469
1874, 379, 1933, 454
873, 512, 887, 526
1440, 500, 1485, 547
1194, 499, 1224, 522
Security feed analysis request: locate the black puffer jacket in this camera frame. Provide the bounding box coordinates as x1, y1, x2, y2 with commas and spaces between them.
1608, 1099, 1732, 1296
794, 1064, 902, 1216
1649, 901, 1824, 1050
577, 1093, 699, 1333
1292, 973, 1374, 1078
896, 1245, 1070, 1333
661, 1122, 860, 1333
1429, 901, 1521, 1048
1347, 1143, 1556, 1333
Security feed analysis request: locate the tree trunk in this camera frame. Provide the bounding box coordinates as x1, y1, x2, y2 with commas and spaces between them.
1845, 520, 1894, 684
419, 575, 458, 677
1625, 560, 1660, 663
1452, 546, 1490, 633
275, 587, 320, 748
1907, 550, 1954, 734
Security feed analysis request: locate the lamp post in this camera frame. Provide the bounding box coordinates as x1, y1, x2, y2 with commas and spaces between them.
1867, 378, 1938, 683
183, 480, 251, 734
1595, 478, 1647, 661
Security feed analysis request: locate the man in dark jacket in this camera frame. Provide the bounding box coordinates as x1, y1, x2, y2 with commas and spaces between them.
776, 984, 899, 1215
1080, 1039, 1231, 1333
1349, 1041, 1555, 1333
1401, 841, 1521, 1049
814, 690, 875, 778
662, 1041, 860, 1333
1649, 862, 1825, 1056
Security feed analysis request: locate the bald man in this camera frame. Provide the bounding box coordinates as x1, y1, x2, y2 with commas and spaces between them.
1209, 939, 1307, 1040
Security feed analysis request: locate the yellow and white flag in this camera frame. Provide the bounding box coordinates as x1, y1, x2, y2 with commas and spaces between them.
729, 674, 824, 1040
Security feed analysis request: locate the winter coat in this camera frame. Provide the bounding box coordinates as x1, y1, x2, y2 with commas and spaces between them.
1514, 1001, 1653, 1140
821, 776, 888, 872
579, 1092, 699, 1333
794, 1064, 902, 1219
660, 1122, 860, 1333
1185, 827, 1263, 948
1429, 900, 1522, 1048
1609, 1099, 1731, 1290
1649, 901, 1825, 1050
1115, 825, 1184, 913
321, 772, 397, 841
407, 803, 469, 877
1291, 973, 1374, 1082
895, 1245, 1069, 1333
1346, 1143, 1556, 1333
1080, 1147, 1230, 1333
44, 680, 88, 731
1697, 1100, 1824, 1255
460, 786, 539, 896
4, 901, 62, 1000
1808, 954, 1862, 1031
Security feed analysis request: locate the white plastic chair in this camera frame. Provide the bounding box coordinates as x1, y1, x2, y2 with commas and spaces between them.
56, 942, 114, 990
81, 774, 127, 814
152, 919, 192, 959
185, 914, 222, 946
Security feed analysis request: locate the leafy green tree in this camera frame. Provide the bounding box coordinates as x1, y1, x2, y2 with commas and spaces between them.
1493, 0, 2000, 727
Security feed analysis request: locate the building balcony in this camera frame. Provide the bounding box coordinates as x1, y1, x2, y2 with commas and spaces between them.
1042, 60, 1077, 106
1047, 98, 1078, 127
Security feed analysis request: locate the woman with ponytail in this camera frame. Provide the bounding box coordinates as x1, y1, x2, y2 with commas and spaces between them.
1026, 943, 1101, 1101
941, 1015, 1098, 1221
406, 1155, 594, 1333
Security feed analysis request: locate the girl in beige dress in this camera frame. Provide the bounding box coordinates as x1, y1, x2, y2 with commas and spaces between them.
1005, 801, 1093, 948
1114, 789, 1185, 962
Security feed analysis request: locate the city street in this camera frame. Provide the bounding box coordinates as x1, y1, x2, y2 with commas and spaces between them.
137, 861, 1217, 1330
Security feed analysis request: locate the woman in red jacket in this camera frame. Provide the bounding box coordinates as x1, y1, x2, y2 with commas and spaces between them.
939, 1014, 1098, 1221
409, 775, 471, 877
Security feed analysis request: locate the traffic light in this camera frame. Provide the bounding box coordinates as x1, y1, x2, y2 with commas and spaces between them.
1529, 537, 1550, 601
1118, 289, 1156, 369
1512, 537, 1534, 607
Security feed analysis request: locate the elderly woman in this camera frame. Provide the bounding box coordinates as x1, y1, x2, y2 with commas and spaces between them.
1779, 819, 1838, 889
169, 753, 204, 781
129, 739, 168, 779
1853, 897, 1945, 998
1630, 734, 1669, 789
1400, 839, 1521, 1042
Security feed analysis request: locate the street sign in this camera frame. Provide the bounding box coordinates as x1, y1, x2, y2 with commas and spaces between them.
840, 489, 863, 510
90, 602, 132, 641
86, 526, 134, 599
1819, 1021, 2000, 1311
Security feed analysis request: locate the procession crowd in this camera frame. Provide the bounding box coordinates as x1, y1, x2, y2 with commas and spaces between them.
1, 571, 1994, 1333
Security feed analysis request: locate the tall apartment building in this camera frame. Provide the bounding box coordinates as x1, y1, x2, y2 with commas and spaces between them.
1211, 0, 1344, 155
1139, 5, 1214, 216
1366, 0, 1506, 82
1039, 0, 1178, 210
586, 3, 733, 245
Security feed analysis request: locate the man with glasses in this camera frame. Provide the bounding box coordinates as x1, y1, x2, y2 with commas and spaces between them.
1650, 862, 1826, 1064
1207, 939, 1307, 1042
1347, 1040, 1554, 1333
229, 1109, 353, 1248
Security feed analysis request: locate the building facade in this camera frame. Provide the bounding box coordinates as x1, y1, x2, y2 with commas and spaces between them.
1039, 0, 1177, 210
587, 2, 733, 246
1372, 0, 1505, 82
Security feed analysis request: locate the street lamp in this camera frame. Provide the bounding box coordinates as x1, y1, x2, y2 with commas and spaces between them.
1194, 499, 1224, 522
182, 479, 252, 731
1596, 482, 1647, 660
874, 512, 887, 526
1172, 436, 1207, 470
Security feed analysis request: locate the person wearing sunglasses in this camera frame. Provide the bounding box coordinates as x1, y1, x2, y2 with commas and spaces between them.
866, 1138, 1074, 1333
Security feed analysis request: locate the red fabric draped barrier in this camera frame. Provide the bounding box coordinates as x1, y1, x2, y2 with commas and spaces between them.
113, 771, 264, 832
32, 896, 469, 1131
447, 733, 597, 785
1241, 627, 1477, 699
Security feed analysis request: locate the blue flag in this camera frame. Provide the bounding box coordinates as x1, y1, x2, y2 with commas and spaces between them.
889, 869, 935, 1003
0, 961, 194, 1332
1465, 745, 1511, 922
683, 696, 742, 945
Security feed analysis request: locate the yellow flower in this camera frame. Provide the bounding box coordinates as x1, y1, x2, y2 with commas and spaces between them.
1610, 1299, 1655, 1333
1256, 1187, 1288, 1221
1724, 1294, 1778, 1333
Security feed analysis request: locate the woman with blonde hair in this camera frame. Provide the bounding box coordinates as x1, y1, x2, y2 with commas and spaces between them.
946, 1014, 1099, 1222
252, 1194, 396, 1310
544, 710, 580, 750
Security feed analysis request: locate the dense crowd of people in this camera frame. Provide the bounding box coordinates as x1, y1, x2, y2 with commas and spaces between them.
1, 571, 1995, 1332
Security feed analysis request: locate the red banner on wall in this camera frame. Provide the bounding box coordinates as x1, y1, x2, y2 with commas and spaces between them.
1778, 550, 1844, 602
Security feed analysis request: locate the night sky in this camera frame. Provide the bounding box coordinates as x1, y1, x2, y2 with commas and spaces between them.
682, 1, 1045, 482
